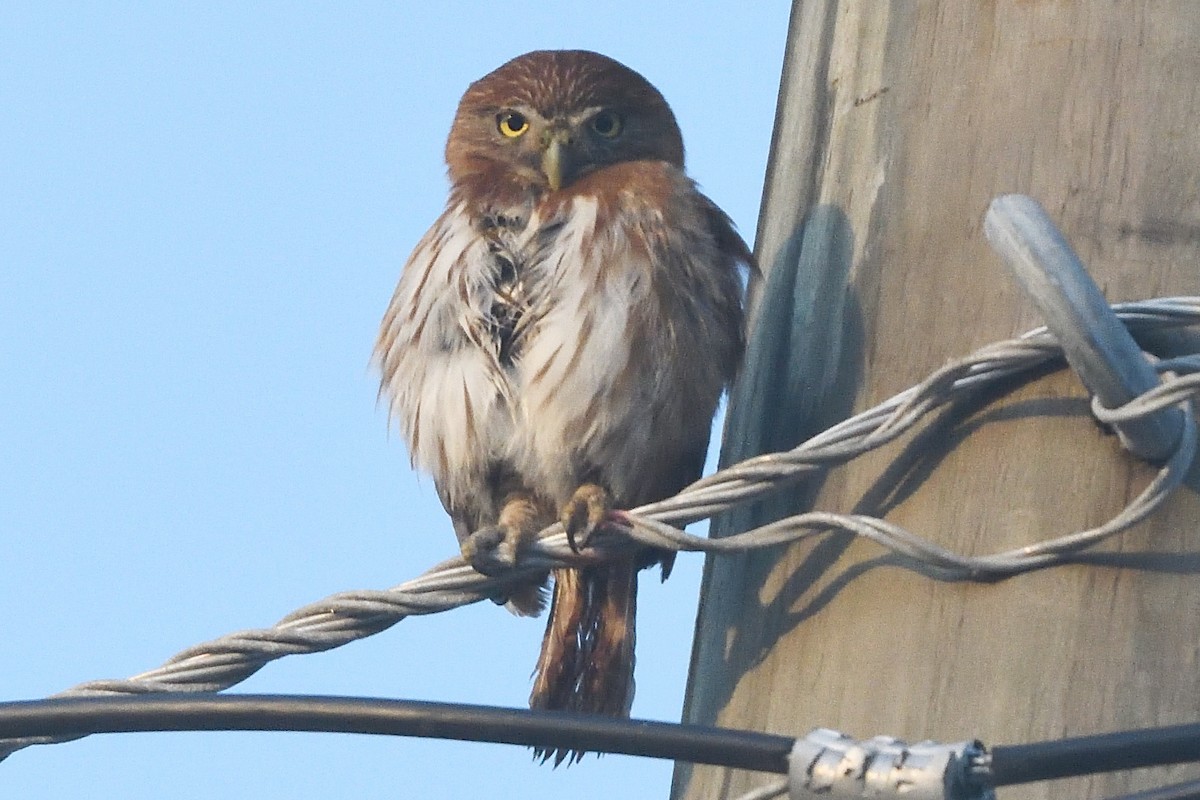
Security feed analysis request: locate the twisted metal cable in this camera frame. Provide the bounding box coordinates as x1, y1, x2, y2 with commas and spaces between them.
2, 296, 1197, 761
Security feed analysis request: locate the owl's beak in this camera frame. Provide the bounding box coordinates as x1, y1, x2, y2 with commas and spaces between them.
541, 131, 572, 191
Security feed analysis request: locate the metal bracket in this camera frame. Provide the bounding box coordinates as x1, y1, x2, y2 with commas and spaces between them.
984, 194, 1183, 462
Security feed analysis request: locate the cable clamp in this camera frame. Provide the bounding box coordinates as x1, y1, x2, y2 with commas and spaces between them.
788, 728, 994, 799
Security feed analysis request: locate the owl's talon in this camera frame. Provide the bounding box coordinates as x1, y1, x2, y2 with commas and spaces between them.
461, 525, 512, 575
462, 492, 544, 575
562, 483, 611, 553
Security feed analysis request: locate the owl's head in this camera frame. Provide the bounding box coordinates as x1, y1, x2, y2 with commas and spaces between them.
445, 50, 684, 199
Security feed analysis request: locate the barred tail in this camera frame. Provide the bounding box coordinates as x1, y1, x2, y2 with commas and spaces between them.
529, 561, 637, 764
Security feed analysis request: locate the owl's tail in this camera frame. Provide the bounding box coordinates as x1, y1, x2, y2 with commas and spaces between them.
529, 561, 638, 763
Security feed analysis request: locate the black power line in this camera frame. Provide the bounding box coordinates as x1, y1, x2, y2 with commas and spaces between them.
989, 722, 1200, 786
6, 693, 1200, 798
0, 694, 794, 773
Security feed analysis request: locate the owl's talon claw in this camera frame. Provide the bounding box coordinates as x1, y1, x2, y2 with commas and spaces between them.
562, 483, 611, 553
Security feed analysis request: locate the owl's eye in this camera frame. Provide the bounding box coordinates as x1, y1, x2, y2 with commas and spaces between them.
497, 111, 529, 138
590, 110, 623, 138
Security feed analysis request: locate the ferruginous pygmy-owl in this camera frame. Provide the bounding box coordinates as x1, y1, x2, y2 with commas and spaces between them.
375, 50, 748, 759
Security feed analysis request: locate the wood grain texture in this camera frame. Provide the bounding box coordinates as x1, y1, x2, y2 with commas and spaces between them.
675, 4, 1200, 799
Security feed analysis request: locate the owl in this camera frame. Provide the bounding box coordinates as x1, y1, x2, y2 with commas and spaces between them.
375, 50, 748, 759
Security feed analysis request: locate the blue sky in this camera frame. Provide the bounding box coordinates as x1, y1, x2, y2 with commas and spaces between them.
0, 3, 788, 797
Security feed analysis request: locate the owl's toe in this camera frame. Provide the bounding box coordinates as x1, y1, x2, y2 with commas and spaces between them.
562, 483, 611, 552
462, 492, 546, 575
461, 525, 513, 575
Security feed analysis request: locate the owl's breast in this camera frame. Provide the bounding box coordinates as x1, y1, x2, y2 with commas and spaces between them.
502, 196, 659, 502
379, 169, 744, 513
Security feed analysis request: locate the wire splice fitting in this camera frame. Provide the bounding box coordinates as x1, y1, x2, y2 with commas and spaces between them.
788, 728, 994, 799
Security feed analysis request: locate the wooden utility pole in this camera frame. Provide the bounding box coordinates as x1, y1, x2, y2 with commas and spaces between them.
675, 4, 1200, 799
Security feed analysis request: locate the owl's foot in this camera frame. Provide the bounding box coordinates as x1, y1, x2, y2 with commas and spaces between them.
461, 493, 543, 574
460, 525, 509, 574
562, 483, 611, 553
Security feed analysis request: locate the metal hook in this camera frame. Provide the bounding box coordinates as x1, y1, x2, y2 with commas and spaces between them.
984, 194, 1183, 463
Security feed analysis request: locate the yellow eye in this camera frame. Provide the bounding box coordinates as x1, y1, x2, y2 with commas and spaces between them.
590, 110, 623, 138
497, 111, 529, 138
